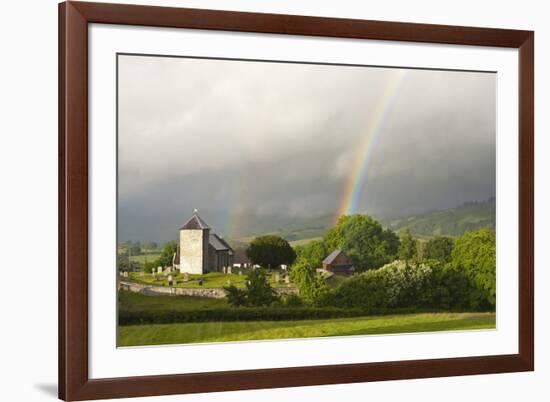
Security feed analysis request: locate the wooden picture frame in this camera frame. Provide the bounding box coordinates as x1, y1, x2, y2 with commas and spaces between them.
59, 1, 534, 400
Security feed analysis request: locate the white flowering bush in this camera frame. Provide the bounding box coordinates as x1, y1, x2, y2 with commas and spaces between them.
323, 261, 438, 309
379, 261, 433, 307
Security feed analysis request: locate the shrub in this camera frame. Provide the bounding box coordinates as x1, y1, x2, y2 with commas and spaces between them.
143, 259, 160, 274
289, 259, 329, 305
322, 260, 490, 311
281, 294, 304, 307
224, 285, 247, 306
424, 260, 489, 310
224, 268, 278, 307
246, 269, 278, 306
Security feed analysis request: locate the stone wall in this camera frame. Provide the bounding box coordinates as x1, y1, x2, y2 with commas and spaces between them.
119, 281, 298, 299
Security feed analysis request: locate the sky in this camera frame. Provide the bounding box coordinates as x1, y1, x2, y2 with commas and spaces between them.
117, 54, 496, 243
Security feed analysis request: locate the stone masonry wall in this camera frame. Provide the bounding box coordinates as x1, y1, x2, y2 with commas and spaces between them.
119, 281, 298, 299
180, 229, 205, 274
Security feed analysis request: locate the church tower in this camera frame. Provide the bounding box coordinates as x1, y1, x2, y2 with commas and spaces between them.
179, 209, 210, 274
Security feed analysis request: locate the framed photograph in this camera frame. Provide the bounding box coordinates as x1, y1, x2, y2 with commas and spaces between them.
59, 1, 534, 400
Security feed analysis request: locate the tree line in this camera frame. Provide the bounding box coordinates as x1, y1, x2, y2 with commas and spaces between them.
229, 214, 496, 312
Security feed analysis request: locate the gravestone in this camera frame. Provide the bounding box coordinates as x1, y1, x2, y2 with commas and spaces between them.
274, 273, 280, 283
222, 266, 226, 274
227, 266, 232, 275
284, 275, 290, 284
157, 266, 163, 274
123, 271, 128, 278
168, 275, 173, 286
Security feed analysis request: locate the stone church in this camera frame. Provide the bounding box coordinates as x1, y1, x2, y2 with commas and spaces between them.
173, 210, 234, 274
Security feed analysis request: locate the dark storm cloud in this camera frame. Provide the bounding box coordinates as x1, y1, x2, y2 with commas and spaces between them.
117, 55, 496, 242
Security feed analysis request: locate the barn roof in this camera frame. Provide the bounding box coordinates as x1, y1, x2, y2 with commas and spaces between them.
180, 212, 210, 230
323, 249, 344, 264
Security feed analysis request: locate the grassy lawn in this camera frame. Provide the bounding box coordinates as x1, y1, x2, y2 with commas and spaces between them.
126, 270, 294, 288
118, 312, 495, 346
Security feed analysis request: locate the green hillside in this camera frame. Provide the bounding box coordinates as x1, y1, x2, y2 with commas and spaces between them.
384, 198, 495, 237
229, 198, 496, 245
231, 214, 332, 245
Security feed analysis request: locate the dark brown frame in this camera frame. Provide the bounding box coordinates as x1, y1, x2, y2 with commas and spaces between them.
59, 1, 534, 400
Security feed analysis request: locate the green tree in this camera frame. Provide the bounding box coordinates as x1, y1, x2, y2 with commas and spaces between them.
289, 258, 328, 304
246, 235, 296, 269
451, 228, 496, 306
425, 236, 454, 263
294, 239, 327, 268
117, 254, 139, 272
324, 215, 351, 252
129, 242, 142, 256
157, 241, 177, 267
117, 254, 129, 272
398, 229, 417, 262
382, 228, 400, 259
328, 215, 399, 270
143, 260, 158, 274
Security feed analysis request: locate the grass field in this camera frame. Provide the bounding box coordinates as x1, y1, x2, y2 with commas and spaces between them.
289, 237, 323, 247
234, 235, 323, 247
118, 312, 495, 346
127, 253, 161, 264
126, 270, 294, 288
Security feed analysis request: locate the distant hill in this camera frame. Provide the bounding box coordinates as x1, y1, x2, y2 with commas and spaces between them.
230, 214, 332, 245
383, 197, 495, 237
228, 198, 496, 245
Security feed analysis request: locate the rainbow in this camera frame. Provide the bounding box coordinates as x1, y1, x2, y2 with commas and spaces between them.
335, 69, 407, 222
222, 68, 407, 238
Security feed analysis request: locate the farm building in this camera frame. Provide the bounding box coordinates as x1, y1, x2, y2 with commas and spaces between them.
173, 210, 234, 274
322, 249, 355, 275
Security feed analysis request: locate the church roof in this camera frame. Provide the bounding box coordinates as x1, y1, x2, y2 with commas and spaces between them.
323, 249, 344, 264
209, 233, 233, 252
180, 212, 210, 230
216, 235, 233, 253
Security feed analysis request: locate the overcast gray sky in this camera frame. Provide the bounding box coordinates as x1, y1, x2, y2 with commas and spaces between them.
118, 55, 496, 243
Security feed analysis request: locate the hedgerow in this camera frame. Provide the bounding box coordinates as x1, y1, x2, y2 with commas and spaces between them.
118, 305, 423, 326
